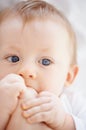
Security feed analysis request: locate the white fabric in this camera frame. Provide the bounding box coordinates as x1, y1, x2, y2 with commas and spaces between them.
60, 89, 86, 130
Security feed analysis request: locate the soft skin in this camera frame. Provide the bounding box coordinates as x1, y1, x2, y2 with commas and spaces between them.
0, 17, 78, 130
7, 87, 51, 130
0, 74, 26, 130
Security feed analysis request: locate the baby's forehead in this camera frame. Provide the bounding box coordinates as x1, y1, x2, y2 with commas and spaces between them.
0, 14, 69, 33
0, 16, 71, 52
0, 7, 71, 37
0, 15, 70, 46
0, 15, 22, 28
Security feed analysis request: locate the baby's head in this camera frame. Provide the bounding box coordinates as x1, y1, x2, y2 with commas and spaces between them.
0, 0, 78, 96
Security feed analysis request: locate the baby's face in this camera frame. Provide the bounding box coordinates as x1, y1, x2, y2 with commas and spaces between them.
0, 17, 71, 96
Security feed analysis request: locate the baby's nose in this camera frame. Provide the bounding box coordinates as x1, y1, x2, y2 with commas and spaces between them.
18, 64, 37, 80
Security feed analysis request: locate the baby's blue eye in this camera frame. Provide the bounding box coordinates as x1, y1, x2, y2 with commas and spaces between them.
39, 58, 52, 66
7, 56, 19, 63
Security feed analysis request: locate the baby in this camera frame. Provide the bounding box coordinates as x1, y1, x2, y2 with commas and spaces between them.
0, 0, 86, 130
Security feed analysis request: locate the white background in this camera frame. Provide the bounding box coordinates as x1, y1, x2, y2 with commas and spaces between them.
0, 0, 86, 97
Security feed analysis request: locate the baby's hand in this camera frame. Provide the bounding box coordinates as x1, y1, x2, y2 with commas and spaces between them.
22, 91, 66, 130
0, 74, 26, 130
6, 88, 51, 130
6, 88, 37, 130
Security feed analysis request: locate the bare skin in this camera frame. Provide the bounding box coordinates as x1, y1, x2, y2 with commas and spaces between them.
21, 91, 66, 129
0, 16, 78, 130
0, 74, 26, 130
21, 91, 75, 130
6, 86, 51, 130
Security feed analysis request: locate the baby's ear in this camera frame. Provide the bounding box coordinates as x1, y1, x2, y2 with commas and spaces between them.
65, 65, 79, 87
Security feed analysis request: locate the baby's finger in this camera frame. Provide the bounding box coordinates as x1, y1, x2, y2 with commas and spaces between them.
26, 111, 51, 123
0, 74, 26, 98
21, 97, 51, 110
22, 102, 53, 118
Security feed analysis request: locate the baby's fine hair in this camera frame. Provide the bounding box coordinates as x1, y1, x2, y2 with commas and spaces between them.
0, 0, 77, 65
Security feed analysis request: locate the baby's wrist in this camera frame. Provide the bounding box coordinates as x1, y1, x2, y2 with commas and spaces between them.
54, 114, 75, 130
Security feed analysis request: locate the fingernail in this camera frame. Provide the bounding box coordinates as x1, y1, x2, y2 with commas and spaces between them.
21, 103, 27, 110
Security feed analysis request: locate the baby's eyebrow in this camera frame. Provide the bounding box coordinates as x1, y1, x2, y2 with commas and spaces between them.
3, 44, 21, 52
